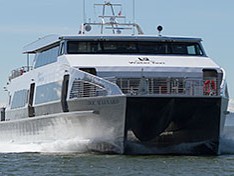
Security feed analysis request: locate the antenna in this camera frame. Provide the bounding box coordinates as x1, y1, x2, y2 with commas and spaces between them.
133, 0, 135, 34
83, 0, 86, 23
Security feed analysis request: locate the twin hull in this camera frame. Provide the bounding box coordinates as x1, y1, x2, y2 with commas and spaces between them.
0, 95, 228, 155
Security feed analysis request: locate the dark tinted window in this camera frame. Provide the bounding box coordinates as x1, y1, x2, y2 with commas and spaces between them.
67, 41, 204, 56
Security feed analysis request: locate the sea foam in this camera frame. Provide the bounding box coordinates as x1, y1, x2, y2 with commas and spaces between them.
0, 138, 91, 153
1, 114, 234, 154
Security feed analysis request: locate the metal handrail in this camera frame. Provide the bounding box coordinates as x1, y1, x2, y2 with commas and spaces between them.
113, 77, 220, 96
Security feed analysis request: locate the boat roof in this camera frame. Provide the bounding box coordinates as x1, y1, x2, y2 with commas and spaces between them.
23, 34, 202, 54
23, 34, 60, 54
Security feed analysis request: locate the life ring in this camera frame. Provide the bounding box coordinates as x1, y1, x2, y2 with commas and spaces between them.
203, 80, 217, 95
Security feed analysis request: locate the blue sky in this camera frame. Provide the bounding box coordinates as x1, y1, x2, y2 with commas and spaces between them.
0, 0, 233, 102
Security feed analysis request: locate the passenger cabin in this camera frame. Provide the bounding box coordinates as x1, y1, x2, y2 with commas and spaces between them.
22, 34, 221, 97
22, 34, 208, 71
5, 34, 226, 121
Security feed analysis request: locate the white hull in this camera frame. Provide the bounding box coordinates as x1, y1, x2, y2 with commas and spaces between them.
0, 96, 126, 154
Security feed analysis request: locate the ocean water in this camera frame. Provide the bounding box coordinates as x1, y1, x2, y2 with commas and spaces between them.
1, 114, 234, 176
1, 153, 234, 176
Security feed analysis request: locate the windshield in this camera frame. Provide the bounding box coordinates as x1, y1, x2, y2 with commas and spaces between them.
67, 41, 204, 56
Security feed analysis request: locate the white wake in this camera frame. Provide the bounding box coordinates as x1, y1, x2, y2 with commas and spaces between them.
0, 138, 91, 153
220, 113, 234, 154
1, 114, 234, 154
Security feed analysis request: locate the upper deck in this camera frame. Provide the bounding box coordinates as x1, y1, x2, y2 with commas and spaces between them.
23, 34, 205, 55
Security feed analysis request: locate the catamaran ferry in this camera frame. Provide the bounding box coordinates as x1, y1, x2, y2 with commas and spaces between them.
0, 2, 229, 155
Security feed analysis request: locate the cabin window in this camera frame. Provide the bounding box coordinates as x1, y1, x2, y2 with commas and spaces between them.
34, 46, 59, 68
171, 43, 203, 55
11, 89, 28, 109
35, 81, 62, 105
67, 41, 102, 54
66, 41, 205, 56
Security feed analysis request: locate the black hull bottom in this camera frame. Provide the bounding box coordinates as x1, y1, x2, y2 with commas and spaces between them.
124, 140, 219, 155
124, 96, 227, 155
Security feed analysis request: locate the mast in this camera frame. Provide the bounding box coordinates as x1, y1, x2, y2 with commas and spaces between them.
95, 2, 123, 34
83, 0, 86, 23
81, 1, 144, 35
133, 0, 135, 34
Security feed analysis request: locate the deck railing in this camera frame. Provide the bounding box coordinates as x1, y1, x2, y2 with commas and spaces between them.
69, 80, 108, 99
113, 77, 220, 96
69, 74, 221, 99
9, 66, 32, 81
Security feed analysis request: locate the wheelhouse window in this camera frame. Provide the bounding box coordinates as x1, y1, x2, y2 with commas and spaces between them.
34, 45, 59, 69
67, 41, 205, 56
